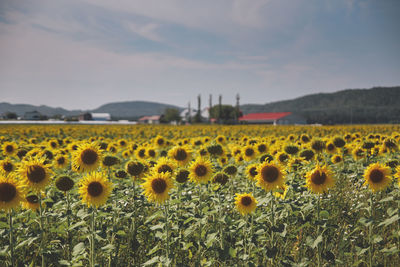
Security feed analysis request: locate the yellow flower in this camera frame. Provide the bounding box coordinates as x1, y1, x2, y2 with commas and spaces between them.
0, 158, 15, 175
189, 157, 214, 184
256, 162, 285, 191
19, 157, 53, 192
2, 141, 17, 156
242, 145, 257, 161
235, 193, 257, 215
168, 146, 192, 166
153, 157, 176, 175
245, 163, 258, 181
54, 154, 69, 169
142, 171, 174, 204
306, 165, 335, 194
72, 143, 102, 172
21, 194, 40, 211
0, 174, 24, 211
78, 172, 112, 208
364, 163, 392, 193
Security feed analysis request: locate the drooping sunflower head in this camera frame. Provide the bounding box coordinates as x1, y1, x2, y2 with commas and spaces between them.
0, 158, 15, 175
126, 160, 146, 178
207, 144, 224, 157
21, 194, 40, 211
246, 163, 259, 181
19, 157, 53, 192
235, 193, 257, 215
223, 165, 238, 176
153, 157, 176, 175
284, 145, 299, 155
168, 146, 192, 166
311, 139, 326, 153
78, 172, 112, 208
102, 155, 120, 168
212, 172, 229, 186
142, 171, 174, 204
300, 149, 315, 161
363, 163, 392, 193
189, 157, 214, 184
333, 136, 346, 148
305, 165, 335, 194
0, 174, 24, 212
2, 141, 17, 156
73, 143, 102, 172
256, 162, 285, 191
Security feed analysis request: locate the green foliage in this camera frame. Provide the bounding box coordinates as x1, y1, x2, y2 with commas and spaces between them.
160, 108, 181, 123
209, 105, 240, 124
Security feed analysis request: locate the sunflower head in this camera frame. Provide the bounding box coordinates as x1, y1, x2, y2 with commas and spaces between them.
235, 193, 257, 215
306, 165, 335, 194
246, 163, 259, 181
19, 157, 53, 192
331, 154, 343, 164
22, 194, 40, 211
0, 158, 15, 175
102, 155, 120, 167
55, 176, 74, 192
154, 135, 166, 147
256, 162, 285, 191
175, 169, 190, 183
223, 165, 238, 176
153, 157, 176, 175
168, 146, 192, 166
142, 171, 174, 204
78, 172, 112, 208
364, 163, 392, 193
73, 143, 102, 172
311, 139, 326, 153
126, 160, 145, 178
189, 157, 214, 184
212, 172, 229, 186
54, 154, 69, 169
0, 174, 24, 211
2, 141, 17, 156
284, 145, 299, 155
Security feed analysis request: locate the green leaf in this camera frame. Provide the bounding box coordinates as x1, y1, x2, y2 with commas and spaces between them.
145, 210, 163, 224
69, 221, 86, 231
101, 244, 115, 251
378, 214, 399, 227
143, 256, 160, 266
150, 224, 164, 231
229, 247, 237, 258
0, 221, 9, 228
206, 232, 218, 248
72, 242, 86, 257
312, 235, 323, 249
58, 260, 71, 266
116, 230, 126, 237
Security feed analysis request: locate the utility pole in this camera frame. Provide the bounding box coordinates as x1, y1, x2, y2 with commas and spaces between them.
218, 94, 222, 124
188, 101, 191, 124
235, 93, 240, 123
196, 94, 201, 123
209, 94, 212, 123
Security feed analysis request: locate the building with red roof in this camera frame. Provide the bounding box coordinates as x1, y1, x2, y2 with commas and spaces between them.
239, 112, 306, 125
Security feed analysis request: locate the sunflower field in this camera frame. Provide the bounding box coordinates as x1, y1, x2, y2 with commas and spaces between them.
1, 124, 400, 266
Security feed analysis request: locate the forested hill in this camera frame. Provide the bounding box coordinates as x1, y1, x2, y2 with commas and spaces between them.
240, 86, 400, 124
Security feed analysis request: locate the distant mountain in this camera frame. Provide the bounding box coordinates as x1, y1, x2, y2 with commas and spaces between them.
0, 101, 182, 120
240, 86, 400, 124
91, 101, 182, 120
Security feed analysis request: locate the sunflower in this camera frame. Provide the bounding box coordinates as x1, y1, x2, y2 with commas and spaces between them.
19, 157, 53, 192
72, 143, 102, 172
175, 169, 190, 183
363, 163, 392, 192
135, 147, 147, 159
78, 172, 112, 208
0, 158, 15, 175
215, 135, 227, 145
277, 152, 290, 165
189, 157, 214, 184
352, 146, 365, 160
331, 154, 343, 164
147, 147, 157, 159
325, 142, 336, 154
102, 155, 120, 168
142, 171, 174, 204
235, 193, 257, 215
154, 135, 166, 148
2, 141, 17, 157
153, 157, 176, 174
0, 174, 24, 211
54, 154, 69, 169
21, 194, 40, 211
168, 146, 192, 166
212, 172, 229, 186
55, 176, 74, 192
256, 162, 285, 191
246, 163, 258, 181
242, 145, 257, 161
126, 160, 146, 178
395, 166, 400, 186
305, 165, 335, 194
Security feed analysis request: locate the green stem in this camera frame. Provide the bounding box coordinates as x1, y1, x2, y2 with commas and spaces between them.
316, 195, 321, 267
90, 208, 96, 267
369, 194, 374, 267
198, 185, 202, 264
39, 194, 45, 267
9, 210, 14, 267
66, 192, 71, 262
164, 202, 170, 266
270, 192, 275, 265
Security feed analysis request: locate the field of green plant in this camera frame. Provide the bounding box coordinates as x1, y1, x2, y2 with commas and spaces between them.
0, 124, 399, 266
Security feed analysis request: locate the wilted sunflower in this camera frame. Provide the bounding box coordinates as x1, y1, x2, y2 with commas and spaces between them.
126, 160, 146, 178
78, 172, 112, 208
0, 174, 24, 211
54, 154, 69, 169
306, 165, 335, 194
19, 157, 53, 192
168, 146, 192, 166
0, 158, 15, 175
153, 157, 176, 174
142, 171, 174, 204
21, 194, 40, 211
235, 193, 257, 215
2, 141, 17, 157
256, 162, 285, 191
246, 163, 258, 181
363, 163, 392, 192
189, 157, 214, 184
73, 143, 102, 172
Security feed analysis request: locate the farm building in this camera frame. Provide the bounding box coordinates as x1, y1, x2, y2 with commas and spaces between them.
79, 113, 111, 121
23, 111, 42, 120
138, 115, 160, 124
239, 112, 306, 125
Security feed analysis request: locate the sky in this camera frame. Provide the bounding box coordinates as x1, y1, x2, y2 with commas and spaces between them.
0, 0, 399, 110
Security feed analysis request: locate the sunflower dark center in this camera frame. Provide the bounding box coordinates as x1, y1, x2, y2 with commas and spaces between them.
3, 162, 13, 172
127, 162, 144, 176
50, 142, 57, 148
158, 164, 173, 173
258, 144, 266, 153
176, 170, 189, 183
174, 149, 187, 161
88, 182, 103, 197
27, 165, 46, 183
5, 145, 14, 153
369, 169, 384, 183
245, 148, 254, 157
157, 139, 164, 145
57, 157, 65, 165
81, 149, 98, 165
249, 167, 258, 177
0, 182, 16, 202
240, 196, 252, 206
195, 165, 208, 177
151, 178, 167, 194
26, 195, 39, 204
261, 166, 279, 183
56, 176, 74, 192
311, 171, 327, 185
327, 144, 335, 151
